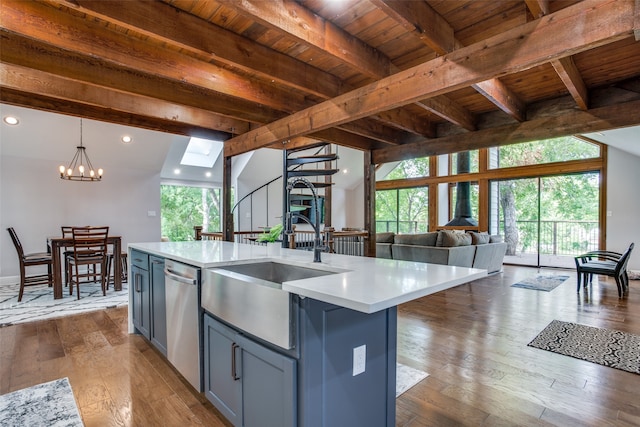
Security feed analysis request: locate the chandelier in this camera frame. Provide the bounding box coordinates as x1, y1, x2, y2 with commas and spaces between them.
58, 119, 103, 181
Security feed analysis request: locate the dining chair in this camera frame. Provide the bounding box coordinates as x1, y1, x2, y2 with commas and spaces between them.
7, 227, 53, 302
61, 226, 76, 287
67, 226, 109, 299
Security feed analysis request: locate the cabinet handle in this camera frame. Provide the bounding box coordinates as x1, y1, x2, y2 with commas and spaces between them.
231, 342, 240, 381
135, 273, 141, 293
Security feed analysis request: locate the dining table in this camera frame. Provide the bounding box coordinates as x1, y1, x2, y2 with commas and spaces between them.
47, 235, 122, 299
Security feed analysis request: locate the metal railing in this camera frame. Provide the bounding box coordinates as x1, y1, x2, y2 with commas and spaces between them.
499, 220, 599, 256
194, 226, 368, 256
375, 220, 422, 233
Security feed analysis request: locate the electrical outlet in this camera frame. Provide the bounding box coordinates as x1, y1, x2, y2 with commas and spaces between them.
353, 344, 366, 376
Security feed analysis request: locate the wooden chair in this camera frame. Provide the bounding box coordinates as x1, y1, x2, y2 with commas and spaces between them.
7, 227, 53, 302
67, 226, 109, 299
105, 251, 128, 289
575, 243, 634, 298
61, 226, 76, 287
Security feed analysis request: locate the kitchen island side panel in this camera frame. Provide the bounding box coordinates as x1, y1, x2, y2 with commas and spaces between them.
298, 298, 397, 427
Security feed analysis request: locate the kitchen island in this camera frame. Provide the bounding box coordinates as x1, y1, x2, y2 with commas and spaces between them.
128, 240, 486, 427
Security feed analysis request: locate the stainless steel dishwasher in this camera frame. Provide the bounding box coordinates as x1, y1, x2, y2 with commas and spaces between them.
164, 259, 202, 392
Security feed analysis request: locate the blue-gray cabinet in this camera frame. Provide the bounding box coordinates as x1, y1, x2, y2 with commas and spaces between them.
130, 250, 167, 356
131, 250, 150, 339
204, 314, 297, 427
149, 256, 167, 356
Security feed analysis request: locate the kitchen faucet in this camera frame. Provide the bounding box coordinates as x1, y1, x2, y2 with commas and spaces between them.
285, 178, 324, 262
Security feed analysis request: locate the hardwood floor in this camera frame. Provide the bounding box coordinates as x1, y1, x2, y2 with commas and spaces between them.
1, 265, 638, 426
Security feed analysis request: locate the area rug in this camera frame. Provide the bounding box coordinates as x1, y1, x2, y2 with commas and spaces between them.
0, 377, 83, 426
396, 363, 428, 397
0, 281, 128, 327
511, 274, 569, 291
528, 320, 640, 375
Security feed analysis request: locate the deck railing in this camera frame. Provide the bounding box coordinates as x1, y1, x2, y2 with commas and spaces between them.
500, 220, 599, 256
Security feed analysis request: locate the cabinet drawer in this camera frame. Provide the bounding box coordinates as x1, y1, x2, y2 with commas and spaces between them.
130, 249, 149, 269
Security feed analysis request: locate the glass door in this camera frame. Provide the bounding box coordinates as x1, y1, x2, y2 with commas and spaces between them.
490, 173, 600, 268
491, 178, 540, 266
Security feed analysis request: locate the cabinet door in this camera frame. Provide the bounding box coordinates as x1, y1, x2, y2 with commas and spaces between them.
131, 265, 150, 339
204, 315, 242, 425
149, 256, 167, 356
237, 334, 297, 427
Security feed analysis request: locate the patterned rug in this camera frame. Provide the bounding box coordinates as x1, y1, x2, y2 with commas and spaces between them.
396, 363, 428, 397
0, 281, 128, 327
0, 378, 83, 426
511, 274, 569, 291
528, 320, 640, 375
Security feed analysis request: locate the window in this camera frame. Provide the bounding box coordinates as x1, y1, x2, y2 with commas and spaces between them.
375, 187, 429, 233
161, 184, 221, 241
490, 136, 600, 169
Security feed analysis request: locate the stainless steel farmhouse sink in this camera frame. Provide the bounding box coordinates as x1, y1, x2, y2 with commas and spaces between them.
202, 260, 347, 349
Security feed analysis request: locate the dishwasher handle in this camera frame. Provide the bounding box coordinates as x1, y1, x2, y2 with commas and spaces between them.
164, 268, 197, 285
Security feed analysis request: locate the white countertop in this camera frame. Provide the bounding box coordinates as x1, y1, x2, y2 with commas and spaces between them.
129, 241, 487, 314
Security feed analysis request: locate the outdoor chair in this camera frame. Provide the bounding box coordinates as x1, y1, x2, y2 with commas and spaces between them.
575, 243, 634, 298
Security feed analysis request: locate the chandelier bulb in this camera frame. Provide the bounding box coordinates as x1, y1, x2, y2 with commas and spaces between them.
79, 165, 85, 174
67, 168, 73, 176
59, 165, 65, 175
98, 168, 104, 177
90, 170, 95, 177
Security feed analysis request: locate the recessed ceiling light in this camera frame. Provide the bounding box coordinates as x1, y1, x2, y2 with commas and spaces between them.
121, 135, 132, 143
3, 116, 19, 125
173, 169, 181, 175
205, 172, 212, 178
342, 168, 348, 174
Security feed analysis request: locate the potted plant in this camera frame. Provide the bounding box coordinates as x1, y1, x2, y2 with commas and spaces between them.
256, 223, 284, 244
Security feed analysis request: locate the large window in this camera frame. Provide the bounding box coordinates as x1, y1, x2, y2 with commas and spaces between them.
376, 187, 429, 233
161, 185, 221, 241
490, 136, 600, 169
375, 137, 605, 259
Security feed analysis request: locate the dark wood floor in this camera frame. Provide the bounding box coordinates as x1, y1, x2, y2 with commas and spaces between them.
1, 265, 638, 426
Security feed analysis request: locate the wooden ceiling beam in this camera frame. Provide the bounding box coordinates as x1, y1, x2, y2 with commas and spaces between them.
0, 31, 282, 125
373, 0, 526, 122
0, 1, 308, 113
215, 0, 458, 135
373, 98, 640, 163
0, 63, 248, 135
1, 1, 395, 147
551, 56, 589, 110
416, 97, 477, 131
215, 0, 390, 79
525, 0, 550, 19
524, 0, 589, 111
56, 0, 343, 100
223, 0, 634, 156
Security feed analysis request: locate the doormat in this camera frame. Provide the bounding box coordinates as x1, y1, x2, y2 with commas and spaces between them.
396, 363, 428, 397
511, 274, 569, 291
0, 377, 84, 426
528, 320, 640, 375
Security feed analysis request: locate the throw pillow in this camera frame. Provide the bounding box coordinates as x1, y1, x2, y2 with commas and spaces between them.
469, 231, 490, 245
439, 230, 472, 247
394, 232, 438, 246
376, 232, 395, 243
489, 235, 504, 243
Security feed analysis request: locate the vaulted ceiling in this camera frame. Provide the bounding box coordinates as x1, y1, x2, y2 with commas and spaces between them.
2, 0, 639, 164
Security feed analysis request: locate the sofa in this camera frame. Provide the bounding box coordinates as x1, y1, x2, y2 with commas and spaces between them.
376, 230, 507, 274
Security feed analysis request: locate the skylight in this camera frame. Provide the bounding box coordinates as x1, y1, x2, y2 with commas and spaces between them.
180, 137, 223, 168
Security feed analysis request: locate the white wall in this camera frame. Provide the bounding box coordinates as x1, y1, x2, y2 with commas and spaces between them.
606, 147, 640, 270
1, 155, 162, 280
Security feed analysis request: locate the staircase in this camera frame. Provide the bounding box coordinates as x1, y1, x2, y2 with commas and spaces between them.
282, 143, 339, 248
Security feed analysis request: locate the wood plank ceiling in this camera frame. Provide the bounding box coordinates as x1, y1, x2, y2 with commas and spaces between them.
1, 0, 639, 163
